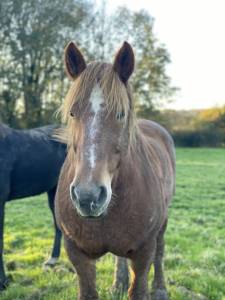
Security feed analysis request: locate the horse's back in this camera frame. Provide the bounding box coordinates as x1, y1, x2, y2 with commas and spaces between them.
137, 119, 176, 203
1, 125, 66, 200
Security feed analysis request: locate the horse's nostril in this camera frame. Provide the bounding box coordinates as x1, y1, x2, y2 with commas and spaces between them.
70, 185, 77, 202
98, 185, 107, 204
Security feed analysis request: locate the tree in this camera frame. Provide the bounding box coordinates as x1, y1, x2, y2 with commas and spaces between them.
0, 0, 92, 127
0, 1, 176, 127
81, 6, 177, 117
195, 106, 225, 131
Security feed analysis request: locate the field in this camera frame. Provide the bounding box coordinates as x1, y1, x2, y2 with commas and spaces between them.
1, 148, 225, 300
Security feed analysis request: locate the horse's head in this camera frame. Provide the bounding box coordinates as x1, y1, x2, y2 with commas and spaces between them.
63, 42, 135, 218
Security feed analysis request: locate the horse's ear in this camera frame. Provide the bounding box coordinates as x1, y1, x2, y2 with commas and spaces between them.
64, 42, 86, 80
113, 41, 135, 83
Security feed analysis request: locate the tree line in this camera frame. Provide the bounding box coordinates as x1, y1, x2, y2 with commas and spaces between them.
157, 107, 225, 147
0, 0, 176, 128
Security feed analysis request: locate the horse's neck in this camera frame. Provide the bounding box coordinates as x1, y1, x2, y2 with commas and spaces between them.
115, 132, 155, 190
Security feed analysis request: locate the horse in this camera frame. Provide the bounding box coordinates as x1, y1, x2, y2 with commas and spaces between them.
0, 123, 66, 290
55, 41, 176, 300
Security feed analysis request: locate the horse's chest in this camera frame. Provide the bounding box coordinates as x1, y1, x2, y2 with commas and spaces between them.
61, 220, 107, 257
61, 213, 155, 258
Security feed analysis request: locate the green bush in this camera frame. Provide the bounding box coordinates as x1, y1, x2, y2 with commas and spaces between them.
172, 129, 225, 147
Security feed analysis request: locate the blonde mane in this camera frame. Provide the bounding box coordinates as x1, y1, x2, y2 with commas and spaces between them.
57, 62, 137, 162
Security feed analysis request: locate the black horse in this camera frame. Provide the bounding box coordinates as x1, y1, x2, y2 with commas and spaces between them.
0, 123, 66, 290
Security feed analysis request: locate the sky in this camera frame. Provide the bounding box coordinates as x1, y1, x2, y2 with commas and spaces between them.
105, 0, 225, 110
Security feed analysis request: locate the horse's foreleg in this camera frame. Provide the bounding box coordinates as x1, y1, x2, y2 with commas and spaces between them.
64, 237, 98, 300
151, 220, 169, 300
45, 188, 62, 267
129, 238, 157, 300
112, 256, 129, 293
0, 200, 8, 291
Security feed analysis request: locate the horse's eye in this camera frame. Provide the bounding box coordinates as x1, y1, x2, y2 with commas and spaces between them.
116, 111, 125, 121
70, 110, 80, 119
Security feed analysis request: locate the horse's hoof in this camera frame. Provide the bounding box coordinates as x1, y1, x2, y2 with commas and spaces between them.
44, 257, 59, 268
151, 289, 169, 300
0, 275, 12, 291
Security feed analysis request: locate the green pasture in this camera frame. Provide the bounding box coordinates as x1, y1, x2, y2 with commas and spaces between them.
1, 148, 225, 300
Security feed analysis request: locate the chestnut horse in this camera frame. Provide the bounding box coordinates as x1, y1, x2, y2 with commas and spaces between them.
55, 42, 175, 300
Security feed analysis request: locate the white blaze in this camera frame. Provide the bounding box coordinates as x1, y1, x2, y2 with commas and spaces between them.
91, 85, 103, 114
87, 85, 104, 169
70, 85, 113, 217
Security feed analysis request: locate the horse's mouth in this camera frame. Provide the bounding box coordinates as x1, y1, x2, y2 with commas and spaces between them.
81, 214, 105, 220
75, 205, 107, 220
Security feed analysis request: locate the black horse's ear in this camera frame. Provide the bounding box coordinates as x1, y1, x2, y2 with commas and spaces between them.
113, 41, 135, 83
64, 42, 86, 80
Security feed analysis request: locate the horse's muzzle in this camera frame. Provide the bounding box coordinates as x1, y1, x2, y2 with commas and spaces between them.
70, 183, 108, 218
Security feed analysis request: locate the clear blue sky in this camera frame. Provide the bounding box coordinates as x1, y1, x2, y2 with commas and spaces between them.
101, 0, 225, 110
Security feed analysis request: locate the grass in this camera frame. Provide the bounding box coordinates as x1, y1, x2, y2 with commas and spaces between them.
1, 148, 225, 300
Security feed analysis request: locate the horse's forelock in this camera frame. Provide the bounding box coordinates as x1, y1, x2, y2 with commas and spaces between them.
58, 62, 137, 155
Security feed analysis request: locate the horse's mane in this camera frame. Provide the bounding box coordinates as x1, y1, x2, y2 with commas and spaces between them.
57, 62, 137, 159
